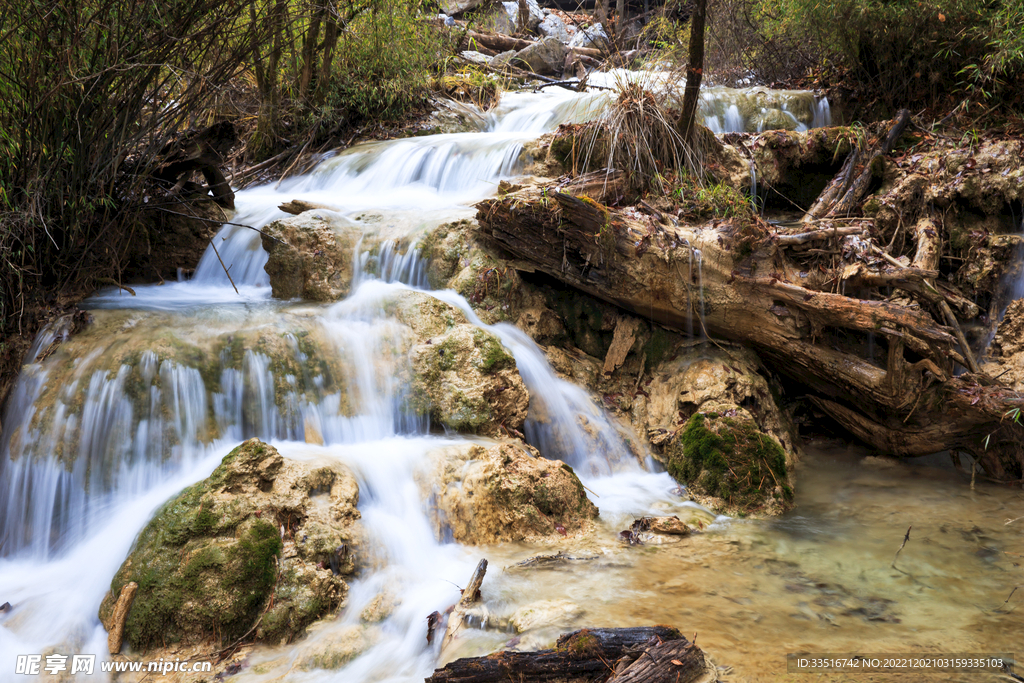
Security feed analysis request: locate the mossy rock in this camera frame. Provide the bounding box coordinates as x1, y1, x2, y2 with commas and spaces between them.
410, 324, 528, 436
666, 412, 793, 514
100, 439, 360, 652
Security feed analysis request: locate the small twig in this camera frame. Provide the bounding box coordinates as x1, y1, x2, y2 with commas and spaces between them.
95, 277, 136, 296
891, 525, 912, 569
208, 237, 239, 295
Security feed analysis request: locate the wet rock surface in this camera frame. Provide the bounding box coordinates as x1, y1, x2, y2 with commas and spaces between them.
261, 211, 361, 301
411, 324, 529, 436
425, 441, 598, 544
99, 439, 362, 652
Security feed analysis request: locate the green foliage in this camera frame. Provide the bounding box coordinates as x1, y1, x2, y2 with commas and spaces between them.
673, 178, 753, 221
708, 0, 1024, 108
315, 2, 451, 125
0, 0, 255, 330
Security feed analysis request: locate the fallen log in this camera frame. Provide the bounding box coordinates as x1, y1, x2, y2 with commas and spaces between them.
427, 626, 713, 683
462, 29, 605, 60
475, 184, 1024, 476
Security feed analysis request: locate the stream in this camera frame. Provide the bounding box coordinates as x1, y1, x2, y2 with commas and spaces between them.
1, 77, 1021, 682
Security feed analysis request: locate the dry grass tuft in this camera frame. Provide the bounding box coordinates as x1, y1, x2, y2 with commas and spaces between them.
572, 74, 708, 195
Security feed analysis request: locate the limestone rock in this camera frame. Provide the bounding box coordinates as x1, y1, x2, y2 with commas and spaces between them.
509, 599, 583, 633
410, 324, 529, 436
261, 212, 361, 301
426, 442, 598, 544
440, 0, 487, 14
490, 49, 517, 70
294, 623, 375, 671
568, 22, 608, 50
538, 14, 571, 43
645, 346, 797, 515
514, 37, 566, 76
417, 219, 527, 324
985, 299, 1024, 391
99, 439, 362, 653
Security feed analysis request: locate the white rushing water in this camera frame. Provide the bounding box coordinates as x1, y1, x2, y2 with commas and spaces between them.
0, 79, 826, 680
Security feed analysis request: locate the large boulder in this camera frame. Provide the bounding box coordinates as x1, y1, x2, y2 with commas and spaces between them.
514, 37, 566, 76
261, 211, 361, 301
417, 218, 528, 324
410, 324, 529, 436
425, 442, 598, 544
99, 439, 362, 652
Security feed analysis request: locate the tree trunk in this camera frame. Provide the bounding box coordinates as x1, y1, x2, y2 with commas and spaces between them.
315, 11, 339, 105
678, 0, 707, 144
298, 2, 324, 101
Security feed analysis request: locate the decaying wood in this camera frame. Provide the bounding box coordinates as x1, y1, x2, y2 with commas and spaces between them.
475, 184, 1024, 475
153, 121, 237, 209
803, 147, 859, 223
462, 29, 604, 60
106, 581, 138, 655
603, 316, 641, 373
772, 225, 864, 245
427, 626, 713, 683
278, 199, 341, 215
441, 559, 488, 656
828, 109, 911, 217
609, 638, 712, 683
559, 169, 626, 203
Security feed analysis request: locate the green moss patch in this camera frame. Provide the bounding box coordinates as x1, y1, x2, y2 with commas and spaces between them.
667, 412, 792, 513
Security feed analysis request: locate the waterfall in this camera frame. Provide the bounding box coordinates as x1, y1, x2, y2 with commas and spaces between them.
0, 77, 830, 680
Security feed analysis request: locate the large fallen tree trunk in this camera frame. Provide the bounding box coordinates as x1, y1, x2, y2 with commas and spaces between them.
427, 626, 714, 683
476, 184, 1024, 480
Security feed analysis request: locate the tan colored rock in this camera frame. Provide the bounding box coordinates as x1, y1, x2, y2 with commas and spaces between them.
360, 591, 397, 623
425, 442, 598, 544
410, 324, 529, 436
293, 624, 374, 671
417, 219, 526, 324
106, 581, 138, 654
985, 299, 1024, 391
261, 212, 362, 301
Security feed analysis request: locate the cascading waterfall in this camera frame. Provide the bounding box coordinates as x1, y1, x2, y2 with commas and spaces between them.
0, 77, 836, 680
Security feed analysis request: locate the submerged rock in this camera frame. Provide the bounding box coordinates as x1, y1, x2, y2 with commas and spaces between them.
293, 623, 375, 672
509, 599, 584, 633
99, 439, 362, 652
426, 442, 598, 544
261, 211, 361, 301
